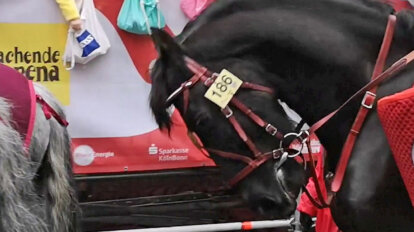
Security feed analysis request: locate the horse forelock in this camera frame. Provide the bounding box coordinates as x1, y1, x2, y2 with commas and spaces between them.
150, 59, 173, 132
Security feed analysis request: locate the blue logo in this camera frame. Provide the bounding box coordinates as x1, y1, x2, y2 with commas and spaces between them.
76, 30, 100, 57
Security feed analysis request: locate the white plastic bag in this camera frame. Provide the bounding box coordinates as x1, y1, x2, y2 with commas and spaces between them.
63, 0, 110, 70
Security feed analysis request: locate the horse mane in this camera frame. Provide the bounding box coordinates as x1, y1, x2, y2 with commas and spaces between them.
177, 0, 414, 115
0, 98, 48, 232
152, 0, 414, 132
184, 2, 390, 64
169, 0, 410, 167
33, 83, 77, 232
178, 0, 394, 43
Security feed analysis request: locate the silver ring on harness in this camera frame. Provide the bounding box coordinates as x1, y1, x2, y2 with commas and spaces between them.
279, 131, 309, 158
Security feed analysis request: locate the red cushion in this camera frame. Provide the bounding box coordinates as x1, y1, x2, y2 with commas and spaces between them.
377, 86, 414, 207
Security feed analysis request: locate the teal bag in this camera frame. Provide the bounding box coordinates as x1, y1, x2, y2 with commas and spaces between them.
117, 0, 165, 35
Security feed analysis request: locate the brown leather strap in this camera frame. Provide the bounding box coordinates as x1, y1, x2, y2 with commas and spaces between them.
309, 46, 414, 135
222, 106, 263, 157
206, 148, 254, 164
206, 148, 279, 187
305, 139, 330, 208
331, 14, 396, 193
297, 15, 399, 205
227, 154, 271, 187
230, 97, 284, 139
174, 57, 299, 187
183, 88, 190, 113
302, 185, 327, 209
242, 82, 274, 94
166, 60, 209, 107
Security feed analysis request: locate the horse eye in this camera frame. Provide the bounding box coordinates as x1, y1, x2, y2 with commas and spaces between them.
195, 113, 210, 126
195, 116, 206, 126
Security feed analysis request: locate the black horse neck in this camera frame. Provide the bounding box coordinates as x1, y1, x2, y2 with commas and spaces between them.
273, 12, 414, 171
181, 0, 414, 171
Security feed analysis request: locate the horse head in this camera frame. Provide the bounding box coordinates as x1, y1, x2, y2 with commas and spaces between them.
149, 29, 306, 218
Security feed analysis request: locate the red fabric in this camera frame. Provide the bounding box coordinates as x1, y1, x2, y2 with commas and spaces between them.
241, 221, 253, 230
297, 150, 341, 232
331, 14, 396, 193
0, 63, 36, 149
377, 86, 414, 207
383, 0, 414, 11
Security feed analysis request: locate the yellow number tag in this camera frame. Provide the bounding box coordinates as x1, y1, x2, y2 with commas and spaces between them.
204, 69, 243, 109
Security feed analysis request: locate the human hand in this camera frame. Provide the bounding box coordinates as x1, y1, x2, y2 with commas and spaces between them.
69, 18, 82, 31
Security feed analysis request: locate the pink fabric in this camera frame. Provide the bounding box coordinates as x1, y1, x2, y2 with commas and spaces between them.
297, 150, 341, 232
180, 0, 215, 20
0, 64, 36, 150
25, 80, 36, 149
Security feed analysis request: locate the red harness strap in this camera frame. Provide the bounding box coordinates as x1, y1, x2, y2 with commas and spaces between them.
222, 106, 263, 157
184, 57, 285, 156
36, 95, 69, 127
330, 15, 396, 193
207, 148, 284, 187
167, 57, 294, 187
230, 98, 284, 139
303, 15, 402, 207
304, 138, 330, 208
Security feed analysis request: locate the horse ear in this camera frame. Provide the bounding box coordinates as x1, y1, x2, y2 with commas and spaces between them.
151, 28, 184, 60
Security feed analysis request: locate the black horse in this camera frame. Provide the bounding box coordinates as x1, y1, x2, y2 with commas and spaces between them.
149, 0, 414, 231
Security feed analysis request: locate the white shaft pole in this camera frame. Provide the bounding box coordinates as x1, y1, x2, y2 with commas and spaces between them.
107, 219, 292, 232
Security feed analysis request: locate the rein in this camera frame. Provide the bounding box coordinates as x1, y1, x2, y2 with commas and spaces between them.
166, 57, 306, 188
164, 14, 410, 207
303, 14, 403, 207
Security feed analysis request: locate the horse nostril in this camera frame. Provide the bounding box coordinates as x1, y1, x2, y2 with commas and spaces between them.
251, 195, 296, 218
256, 196, 279, 212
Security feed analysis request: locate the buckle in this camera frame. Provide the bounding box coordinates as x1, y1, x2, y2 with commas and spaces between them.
265, 124, 278, 136
361, 91, 376, 109
204, 77, 214, 86
222, 107, 233, 118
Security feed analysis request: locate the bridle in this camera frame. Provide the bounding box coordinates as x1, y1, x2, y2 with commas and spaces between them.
163, 13, 414, 207
165, 57, 309, 188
